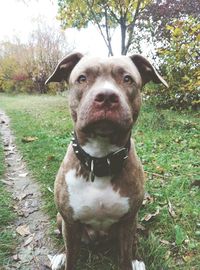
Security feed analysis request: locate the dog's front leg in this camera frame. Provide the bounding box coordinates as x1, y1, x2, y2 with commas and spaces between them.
118, 216, 146, 270
118, 217, 136, 270
62, 220, 82, 270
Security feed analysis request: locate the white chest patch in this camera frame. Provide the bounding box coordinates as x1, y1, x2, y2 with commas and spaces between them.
65, 169, 129, 231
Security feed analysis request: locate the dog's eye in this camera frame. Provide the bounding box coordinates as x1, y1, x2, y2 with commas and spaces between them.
123, 75, 134, 84
77, 75, 87, 84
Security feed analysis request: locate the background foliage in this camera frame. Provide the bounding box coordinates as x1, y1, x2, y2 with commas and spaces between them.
0, 1, 199, 110
0, 21, 71, 94
145, 16, 200, 110
57, 0, 151, 55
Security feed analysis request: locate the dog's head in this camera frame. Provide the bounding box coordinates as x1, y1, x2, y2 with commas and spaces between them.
46, 53, 168, 137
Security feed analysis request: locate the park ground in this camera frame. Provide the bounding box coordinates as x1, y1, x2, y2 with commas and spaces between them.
0, 94, 199, 270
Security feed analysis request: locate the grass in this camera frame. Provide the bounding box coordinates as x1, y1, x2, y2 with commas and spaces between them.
0, 93, 199, 269
0, 134, 16, 267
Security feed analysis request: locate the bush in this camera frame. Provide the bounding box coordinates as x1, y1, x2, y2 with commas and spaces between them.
145, 17, 200, 110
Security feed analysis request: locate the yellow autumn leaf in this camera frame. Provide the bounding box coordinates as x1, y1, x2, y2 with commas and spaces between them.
173, 27, 182, 37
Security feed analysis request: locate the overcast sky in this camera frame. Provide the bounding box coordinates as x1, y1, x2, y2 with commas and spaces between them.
0, 0, 111, 56
0, 0, 154, 58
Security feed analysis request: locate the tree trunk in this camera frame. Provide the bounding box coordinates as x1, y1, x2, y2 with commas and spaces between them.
120, 17, 127, 55
104, 7, 114, 56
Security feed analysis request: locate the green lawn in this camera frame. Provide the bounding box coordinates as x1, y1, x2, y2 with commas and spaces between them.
0, 94, 199, 270
0, 133, 16, 267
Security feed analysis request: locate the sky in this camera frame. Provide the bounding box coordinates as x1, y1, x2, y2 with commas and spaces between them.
0, 0, 111, 56
0, 0, 152, 58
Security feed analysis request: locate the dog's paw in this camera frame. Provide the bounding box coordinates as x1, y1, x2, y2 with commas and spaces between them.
132, 260, 146, 270
48, 253, 66, 270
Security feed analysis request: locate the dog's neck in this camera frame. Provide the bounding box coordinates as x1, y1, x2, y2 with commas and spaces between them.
82, 136, 121, 158
75, 129, 131, 155
72, 131, 131, 181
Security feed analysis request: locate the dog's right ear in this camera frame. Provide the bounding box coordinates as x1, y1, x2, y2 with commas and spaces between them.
45, 52, 83, 84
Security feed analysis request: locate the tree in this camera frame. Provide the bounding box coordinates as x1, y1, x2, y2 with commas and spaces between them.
0, 20, 72, 93
0, 41, 30, 93
57, 0, 152, 55
142, 0, 200, 45
137, 0, 200, 110
28, 20, 70, 93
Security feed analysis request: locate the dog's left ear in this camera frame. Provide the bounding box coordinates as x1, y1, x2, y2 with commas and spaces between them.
45, 52, 83, 84
130, 54, 168, 88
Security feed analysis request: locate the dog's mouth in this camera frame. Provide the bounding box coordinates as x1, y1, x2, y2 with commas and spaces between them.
76, 102, 133, 136
81, 119, 128, 136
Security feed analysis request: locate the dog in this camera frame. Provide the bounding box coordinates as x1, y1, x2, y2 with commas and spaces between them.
46, 53, 168, 270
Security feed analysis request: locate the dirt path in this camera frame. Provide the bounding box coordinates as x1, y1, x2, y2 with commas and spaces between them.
0, 110, 55, 270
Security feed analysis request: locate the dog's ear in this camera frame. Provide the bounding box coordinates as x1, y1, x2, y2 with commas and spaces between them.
130, 54, 168, 88
45, 52, 83, 84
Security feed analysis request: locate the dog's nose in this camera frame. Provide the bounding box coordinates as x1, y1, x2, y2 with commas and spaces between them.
94, 91, 119, 107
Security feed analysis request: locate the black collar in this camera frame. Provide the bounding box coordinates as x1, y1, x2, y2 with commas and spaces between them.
71, 132, 131, 182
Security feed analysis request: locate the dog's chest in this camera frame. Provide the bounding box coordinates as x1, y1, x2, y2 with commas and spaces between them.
65, 169, 129, 230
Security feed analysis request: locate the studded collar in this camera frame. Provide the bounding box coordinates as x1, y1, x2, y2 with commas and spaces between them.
71, 132, 131, 182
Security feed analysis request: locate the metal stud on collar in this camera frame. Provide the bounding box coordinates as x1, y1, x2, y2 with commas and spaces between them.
90, 160, 95, 182
107, 158, 111, 165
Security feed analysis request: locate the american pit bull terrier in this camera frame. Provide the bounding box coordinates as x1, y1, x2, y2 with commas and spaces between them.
46, 53, 168, 270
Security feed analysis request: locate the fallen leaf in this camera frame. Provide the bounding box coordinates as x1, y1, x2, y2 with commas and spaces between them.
48, 254, 65, 269
47, 155, 55, 161
19, 173, 28, 177
156, 165, 165, 174
144, 171, 148, 179
22, 136, 38, 143
142, 208, 160, 222
0, 179, 13, 186
16, 224, 30, 236
5, 145, 15, 152
160, 239, 170, 245
17, 192, 33, 201
22, 183, 29, 191
142, 192, 154, 205
47, 186, 53, 193
165, 250, 171, 260
137, 223, 146, 231
13, 205, 19, 210
23, 235, 34, 247
191, 180, 200, 188
7, 177, 16, 181
182, 252, 195, 262
54, 229, 61, 236
17, 156, 23, 162
12, 254, 20, 261
24, 207, 39, 217
168, 200, 176, 218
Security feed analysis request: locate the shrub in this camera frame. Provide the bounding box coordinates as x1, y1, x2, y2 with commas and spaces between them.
145, 17, 200, 110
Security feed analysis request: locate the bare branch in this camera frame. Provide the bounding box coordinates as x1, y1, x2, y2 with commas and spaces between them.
123, 0, 143, 54
104, 6, 114, 56
85, 0, 113, 55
